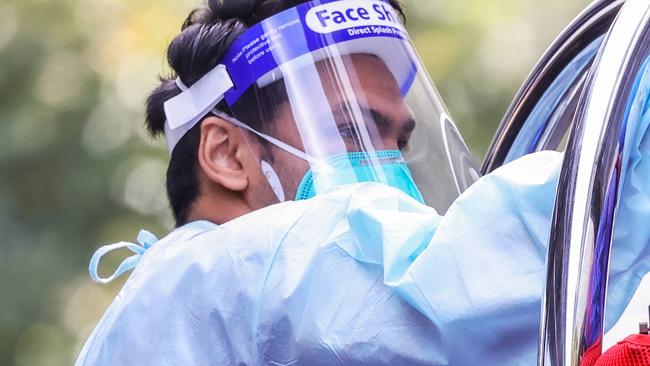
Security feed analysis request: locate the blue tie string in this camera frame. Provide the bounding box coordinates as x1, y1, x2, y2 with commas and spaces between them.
88, 230, 159, 284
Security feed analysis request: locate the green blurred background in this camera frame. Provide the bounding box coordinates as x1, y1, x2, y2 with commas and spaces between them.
0, 0, 590, 364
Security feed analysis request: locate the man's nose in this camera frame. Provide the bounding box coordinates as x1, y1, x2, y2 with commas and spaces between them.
380, 133, 401, 151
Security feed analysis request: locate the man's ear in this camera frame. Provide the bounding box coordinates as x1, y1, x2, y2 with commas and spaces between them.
197, 116, 250, 192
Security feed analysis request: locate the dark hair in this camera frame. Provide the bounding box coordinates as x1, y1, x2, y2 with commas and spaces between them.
146, 0, 405, 226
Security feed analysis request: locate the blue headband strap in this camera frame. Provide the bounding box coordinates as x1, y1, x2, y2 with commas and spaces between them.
220, 0, 408, 105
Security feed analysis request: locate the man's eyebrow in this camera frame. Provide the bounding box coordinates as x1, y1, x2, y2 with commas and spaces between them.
332, 103, 416, 133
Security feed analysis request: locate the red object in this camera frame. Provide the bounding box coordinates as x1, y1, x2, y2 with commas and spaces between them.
580, 342, 603, 366
594, 334, 650, 366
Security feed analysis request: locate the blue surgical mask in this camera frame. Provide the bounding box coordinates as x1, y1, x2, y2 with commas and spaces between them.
209, 111, 424, 204
295, 150, 425, 203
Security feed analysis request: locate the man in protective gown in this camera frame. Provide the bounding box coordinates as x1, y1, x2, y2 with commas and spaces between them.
77, 0, 650, 364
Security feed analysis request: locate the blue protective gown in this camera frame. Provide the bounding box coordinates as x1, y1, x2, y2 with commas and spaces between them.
78, 197, 445, 365
76, 149, 649, 365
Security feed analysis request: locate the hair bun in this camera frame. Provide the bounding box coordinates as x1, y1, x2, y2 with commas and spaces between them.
208, 0, 258, 23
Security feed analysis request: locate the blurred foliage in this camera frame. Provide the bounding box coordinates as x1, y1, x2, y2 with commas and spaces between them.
0, 0, 588, 364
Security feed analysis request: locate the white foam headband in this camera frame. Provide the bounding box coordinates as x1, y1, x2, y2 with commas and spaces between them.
163, 65, 234, 153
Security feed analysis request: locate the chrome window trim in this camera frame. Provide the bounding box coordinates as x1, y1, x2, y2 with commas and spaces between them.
539, 0, 650, 365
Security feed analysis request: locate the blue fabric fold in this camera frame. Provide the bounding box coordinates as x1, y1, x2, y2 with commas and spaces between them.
606, 57, 650, 329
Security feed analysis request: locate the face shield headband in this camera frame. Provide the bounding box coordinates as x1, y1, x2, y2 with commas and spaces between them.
163, 0, 415, 153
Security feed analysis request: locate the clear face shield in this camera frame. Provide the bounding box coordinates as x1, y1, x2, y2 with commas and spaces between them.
164, 0, 479, 213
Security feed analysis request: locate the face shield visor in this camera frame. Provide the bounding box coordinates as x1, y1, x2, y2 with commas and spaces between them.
164, 0, 479, 213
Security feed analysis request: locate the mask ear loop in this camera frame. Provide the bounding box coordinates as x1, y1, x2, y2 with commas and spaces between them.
175, 76, 289, 202
211, 109, 325, 168
210, 109, 335, 203
174, 75, 333, 201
